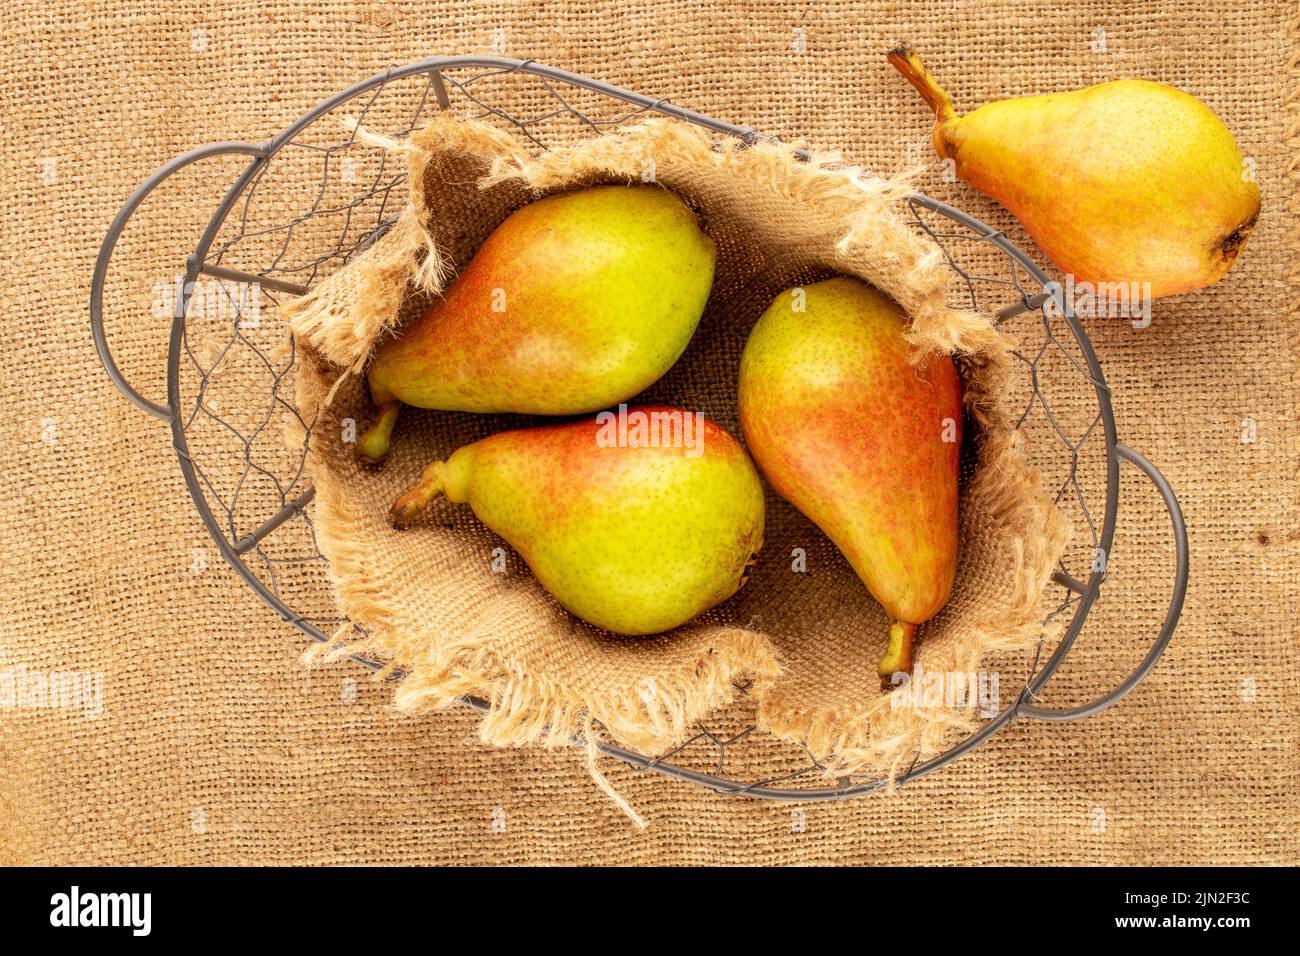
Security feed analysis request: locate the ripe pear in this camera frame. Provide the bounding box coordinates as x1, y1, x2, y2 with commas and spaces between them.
888, 47, 1260, 300
737, 277, 962, 684
358, 185, 716, 464
388, 406, 765, 635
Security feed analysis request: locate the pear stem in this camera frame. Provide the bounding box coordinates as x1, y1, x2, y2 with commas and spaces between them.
887, 46, 956, 124
878, 620, 917, 688
357, 401, 400, 466
389, 459, 447, 529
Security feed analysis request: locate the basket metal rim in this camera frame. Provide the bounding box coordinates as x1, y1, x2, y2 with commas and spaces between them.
113, 56, 1128, 800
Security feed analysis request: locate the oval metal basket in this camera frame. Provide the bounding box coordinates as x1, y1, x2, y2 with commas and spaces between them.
91, 57, 1188, 800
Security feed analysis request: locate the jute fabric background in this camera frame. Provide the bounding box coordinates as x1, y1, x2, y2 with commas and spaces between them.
1, 0, 1296, 864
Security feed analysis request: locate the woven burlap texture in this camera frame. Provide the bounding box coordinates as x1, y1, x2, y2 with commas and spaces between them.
2, 0, 1296, 864
285, 112, 1068, 796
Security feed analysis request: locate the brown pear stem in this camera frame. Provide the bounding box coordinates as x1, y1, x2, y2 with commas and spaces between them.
878, 620, 917, 688
357, 401, 400, 466
887, 46, 957, 124
389, 459, 447, 529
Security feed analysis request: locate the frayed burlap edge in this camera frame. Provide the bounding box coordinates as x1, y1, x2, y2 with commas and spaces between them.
476, 117, 1005, 361
304, 471, 782, 759
287, 110, 1069, 797
286, 114, 1003, 370
282, 115, 526, 378
298, 440, 781, 826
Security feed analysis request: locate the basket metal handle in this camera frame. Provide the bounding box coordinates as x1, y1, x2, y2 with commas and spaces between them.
1020, 443, 1188, 721
90, 140, 268, 420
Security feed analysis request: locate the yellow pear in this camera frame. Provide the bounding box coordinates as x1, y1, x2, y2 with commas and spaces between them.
357, 186, 715, 464
888, 47, 1260, 299
738, 278, 961, 684
388, 407, 765, 636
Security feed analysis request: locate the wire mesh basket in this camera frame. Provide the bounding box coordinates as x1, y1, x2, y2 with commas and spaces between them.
91, 57, 1188, 800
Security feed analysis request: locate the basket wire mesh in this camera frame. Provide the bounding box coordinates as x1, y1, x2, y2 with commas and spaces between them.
91, 57, 1188, 800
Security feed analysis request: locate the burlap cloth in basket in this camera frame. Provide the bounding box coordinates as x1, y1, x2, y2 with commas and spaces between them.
3, 0, 1297, 865
284, 114, 1070, 814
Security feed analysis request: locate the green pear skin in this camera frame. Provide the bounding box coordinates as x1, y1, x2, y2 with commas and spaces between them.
738, 278, 962, 683
889, 47, 1260, 300
358, 185, 716, 463
389, 407, 765, 636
